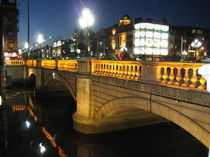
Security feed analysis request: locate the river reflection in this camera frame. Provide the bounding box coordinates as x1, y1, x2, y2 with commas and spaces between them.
0, 89, 208, 157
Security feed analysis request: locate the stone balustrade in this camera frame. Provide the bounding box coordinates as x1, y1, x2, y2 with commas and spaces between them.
5, 59, 208, 92
156, 62, 207, 91
57, 60, 78, 72
92, 60, 142, 80
41, 60, 57, 69
26, 60, 37, 67
4, 60, 25, 66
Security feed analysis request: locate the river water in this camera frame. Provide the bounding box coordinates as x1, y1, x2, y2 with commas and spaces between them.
0, 87, 208, 157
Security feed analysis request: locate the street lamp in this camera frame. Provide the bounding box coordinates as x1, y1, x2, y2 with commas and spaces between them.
79, 8, 94, 29
37, 34, 45, 44
191, 38, 202, 60
78, 8, 94, 56
36, 34, 45, 59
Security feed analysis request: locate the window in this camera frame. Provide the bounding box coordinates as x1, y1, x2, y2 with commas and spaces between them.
197, 29, 203, 34
8, 31, 14, 36
9, 42, 14, 49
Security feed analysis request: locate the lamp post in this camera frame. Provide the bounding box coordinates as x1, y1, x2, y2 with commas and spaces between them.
27, 0, 30, 59
78, 8, 94, 57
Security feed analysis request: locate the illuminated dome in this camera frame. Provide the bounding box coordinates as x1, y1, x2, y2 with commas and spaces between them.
119, 14, 132, 26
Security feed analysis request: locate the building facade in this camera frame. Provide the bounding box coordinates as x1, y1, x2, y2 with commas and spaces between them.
0, 0, 19, 52
95, 14, 133, 59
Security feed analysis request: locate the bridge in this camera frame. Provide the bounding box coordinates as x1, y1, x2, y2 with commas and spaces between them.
3, 59, 210, 150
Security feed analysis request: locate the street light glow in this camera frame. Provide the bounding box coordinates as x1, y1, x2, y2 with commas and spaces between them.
37, 34, 44, 44
191, 38, 202, 48
24, 42, 29, 49
79, 8, 94, 29
39, 143, 46, 154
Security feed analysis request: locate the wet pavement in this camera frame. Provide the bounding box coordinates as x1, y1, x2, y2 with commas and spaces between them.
0, 86, 208, 157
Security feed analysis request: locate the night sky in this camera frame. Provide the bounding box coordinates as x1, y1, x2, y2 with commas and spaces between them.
16, 0, 210, 48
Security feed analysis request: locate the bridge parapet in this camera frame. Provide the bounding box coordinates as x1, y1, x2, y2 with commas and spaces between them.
91, 60, 208, 92
157, 62, 207, 91
26, 60, 37, 67
5, 59, 208, 92
4, 60, 25, 66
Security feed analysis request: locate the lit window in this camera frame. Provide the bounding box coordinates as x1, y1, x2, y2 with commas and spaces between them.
154, 32, 161, 39
140, 31, 145, 37
139, 47, 145, 54
134, 39, 141, 46
145, 48, 153, 55
140, 39, 145, 46
146, 39, 153, 47
153, 48, 161, 55
146, 23, 153, 30
9, 43, 14, 48
135, 31, 141, 38
146, 31, 153, 38
154, 24, 161, 30
160, 49, 168, 55
140, 23, 146, 29
161, 25, 169, 31
134, 48, 140, 54
161, 33, 169, 39
153, 39, 161, 47
161, 40, 168, 48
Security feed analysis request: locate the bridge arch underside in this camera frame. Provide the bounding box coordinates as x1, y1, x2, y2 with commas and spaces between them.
43, 71, 76, 101
28, 73, 36, 88
93, 96, 210, 148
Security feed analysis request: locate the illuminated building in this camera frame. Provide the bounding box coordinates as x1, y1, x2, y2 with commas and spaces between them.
112, 14, 133, 56
133, 17, 169, 60
95, 14, 133, 59
0, 0, 19, 52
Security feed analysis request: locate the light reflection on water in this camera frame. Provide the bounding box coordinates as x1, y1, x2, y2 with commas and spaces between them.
0, 91, 208, 157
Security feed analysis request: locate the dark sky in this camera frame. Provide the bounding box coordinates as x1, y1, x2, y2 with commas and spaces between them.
17, 0, 210, 48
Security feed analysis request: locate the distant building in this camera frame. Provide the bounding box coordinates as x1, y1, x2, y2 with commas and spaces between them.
133, 17, 169, 60
95, 14, 133, 59
170, 25, 210, 61
0, 0, 19, 52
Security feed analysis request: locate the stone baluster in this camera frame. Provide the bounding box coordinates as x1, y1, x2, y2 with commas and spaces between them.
198, 75, 206, 90
182, 68, 189, 87
189, 69, 197, 88
162, 67, 168, 84
126, 65, 131, 79
167, 67, 173, 84
174, 68, 182, 86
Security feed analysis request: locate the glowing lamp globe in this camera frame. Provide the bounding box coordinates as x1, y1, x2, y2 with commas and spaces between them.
79, 8, 94, 29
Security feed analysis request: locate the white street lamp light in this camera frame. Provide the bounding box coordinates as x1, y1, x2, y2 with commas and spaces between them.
24, 42, 29, 49
78, 8, 94, 29
37, 34, 44, 44
191, 38, 202, 48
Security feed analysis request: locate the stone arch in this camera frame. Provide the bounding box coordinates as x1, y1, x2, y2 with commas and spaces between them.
44, 71, 76, 101
94, 96, 210, 148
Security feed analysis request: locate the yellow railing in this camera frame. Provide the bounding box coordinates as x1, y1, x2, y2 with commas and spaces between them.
4, 60, 25, 66
41, 60, 56, 69
4, 59, 208, 92
156, 62, 207, 91
58, 60, 78, 72
26, 60, 37, 67
92, 60, 142, 80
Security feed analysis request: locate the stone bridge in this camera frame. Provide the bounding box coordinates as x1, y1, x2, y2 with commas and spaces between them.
4, 59, 210, 149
